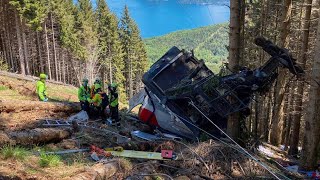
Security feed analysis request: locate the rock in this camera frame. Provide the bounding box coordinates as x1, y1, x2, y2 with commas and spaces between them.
72, 162, 118, 180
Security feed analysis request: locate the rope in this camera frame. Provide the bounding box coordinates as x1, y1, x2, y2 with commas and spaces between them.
187, 101, 284, 180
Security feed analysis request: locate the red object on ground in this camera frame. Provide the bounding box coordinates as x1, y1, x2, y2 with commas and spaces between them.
161, 150, 173, 159
139, 108, 159, 127
90, 145, 111, 157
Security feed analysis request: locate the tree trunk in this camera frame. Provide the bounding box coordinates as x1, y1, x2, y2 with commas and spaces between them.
14, 12, 25, 75
0, 128, 71, 146
44, 21, 51, 79
129, 57, 133, 98
62, 53, 66, 83
227, 0, 243, 139
36, 31, 44, 73
300, 8, 320, 169
270, 0, 292, 145
289, 0, 312, 156
21, 19, 30, 75
109, 46, 113, 84
51, 13, 58, 81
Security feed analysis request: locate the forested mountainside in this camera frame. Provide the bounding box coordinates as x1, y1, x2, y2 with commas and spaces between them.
0, 0, 147, 100
144, 23, 228, 72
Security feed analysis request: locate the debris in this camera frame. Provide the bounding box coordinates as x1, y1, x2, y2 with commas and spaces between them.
44, 148, 90, 155
106, 149, 177, 160
43, 119, 131, 142
105, 146, 124, 152
131, 130, 162, 141
67, 110, 89, 123
90, 145, 112, 157
285, 165, 299, 173
131, 130, 182, 141
90, 152, 100, 161
258, 145, 274, 157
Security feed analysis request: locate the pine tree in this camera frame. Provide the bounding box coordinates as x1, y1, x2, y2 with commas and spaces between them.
9, 0, 47, 31
120, 5, 147, 98
55, 0, 82, 56
75, 0, 97, 59
75, 0, 98, 83
96, 0, 126, 100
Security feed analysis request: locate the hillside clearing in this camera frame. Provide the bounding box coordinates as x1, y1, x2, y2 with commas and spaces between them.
0, 74, 292, 179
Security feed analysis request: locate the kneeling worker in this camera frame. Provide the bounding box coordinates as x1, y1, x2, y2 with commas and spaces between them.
36, 73, 48, 102
88, 83, 103, 119
78, 78, 90, 112
108, 83, 120, 127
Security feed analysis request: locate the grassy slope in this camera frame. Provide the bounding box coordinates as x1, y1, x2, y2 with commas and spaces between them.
144, 23, 229, 72
0, 75, 78, 102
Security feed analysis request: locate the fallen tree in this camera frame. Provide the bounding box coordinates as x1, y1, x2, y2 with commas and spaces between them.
0, 100, 79, 113
0, 128, 72, 146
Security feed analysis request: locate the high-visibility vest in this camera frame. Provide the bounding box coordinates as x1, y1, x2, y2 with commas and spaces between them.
78, 85, 90, 102
109, 92, 118, 107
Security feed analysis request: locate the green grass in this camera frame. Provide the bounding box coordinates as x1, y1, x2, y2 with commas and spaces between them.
39, 153, 62, 167
0, 145, 30, 160
0, 85, 8, 91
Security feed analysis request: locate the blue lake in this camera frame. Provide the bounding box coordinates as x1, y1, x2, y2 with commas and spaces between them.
106, 0, 230, 38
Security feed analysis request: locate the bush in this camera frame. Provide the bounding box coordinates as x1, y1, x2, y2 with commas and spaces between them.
1, 145, 29, 160
39, 153, 62, 167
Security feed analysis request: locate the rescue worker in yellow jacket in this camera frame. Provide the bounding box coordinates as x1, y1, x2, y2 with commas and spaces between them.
36, 73, 48, 102
108, 83, 120, 127
78, 78, 90, 112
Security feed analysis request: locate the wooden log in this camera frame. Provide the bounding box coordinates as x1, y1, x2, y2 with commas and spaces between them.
0, 100, 79, 113
0, 128, 72, 145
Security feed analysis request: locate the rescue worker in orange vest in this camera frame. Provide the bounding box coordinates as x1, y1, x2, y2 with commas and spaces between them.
78, 78, 90, 112
90, 78, 102, 99
88, 83, 103, 119
108, 83, 120, 127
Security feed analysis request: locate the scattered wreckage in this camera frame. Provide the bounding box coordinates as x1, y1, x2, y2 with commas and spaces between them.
128, 37, 304, 141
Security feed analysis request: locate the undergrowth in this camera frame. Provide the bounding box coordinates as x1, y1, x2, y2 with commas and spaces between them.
0, 85, 8, 91
0, 145, 30, 160
39, 153, 62, 167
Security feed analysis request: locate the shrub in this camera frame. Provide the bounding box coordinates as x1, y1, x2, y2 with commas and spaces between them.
1, 145, 29, 160
39, 153, 62, 167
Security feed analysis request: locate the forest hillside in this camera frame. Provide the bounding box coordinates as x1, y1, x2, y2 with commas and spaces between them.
144, 23, 228, 72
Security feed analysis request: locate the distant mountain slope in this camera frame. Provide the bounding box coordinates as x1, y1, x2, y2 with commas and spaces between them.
144, 23, 229, 72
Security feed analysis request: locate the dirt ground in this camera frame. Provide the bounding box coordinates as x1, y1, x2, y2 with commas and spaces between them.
0, 75, 284, 180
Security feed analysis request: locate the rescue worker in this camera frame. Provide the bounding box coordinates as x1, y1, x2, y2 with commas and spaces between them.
90, 78, 102, 99
78, 78, 90, 112
108, 83, 120, 127
36, 73, 48, 102
88, 83, 104, 119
